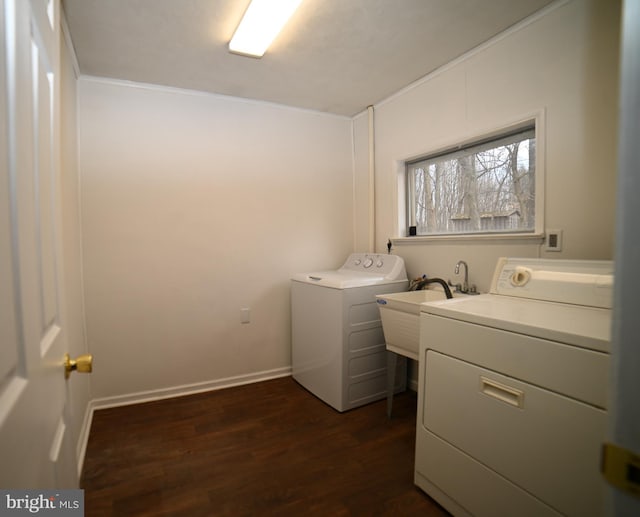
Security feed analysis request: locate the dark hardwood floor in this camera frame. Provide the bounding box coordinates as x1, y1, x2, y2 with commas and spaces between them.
81, 376, 449, 516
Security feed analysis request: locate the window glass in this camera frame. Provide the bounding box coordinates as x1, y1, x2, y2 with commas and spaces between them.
406, 126, 535, 236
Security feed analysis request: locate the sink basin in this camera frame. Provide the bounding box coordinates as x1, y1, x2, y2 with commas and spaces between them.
376, 289, 452, 315
376, 289, 457, 360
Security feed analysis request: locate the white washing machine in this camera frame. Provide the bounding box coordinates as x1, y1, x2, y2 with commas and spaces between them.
415, 257, 614, 517
291, 253, 408, 412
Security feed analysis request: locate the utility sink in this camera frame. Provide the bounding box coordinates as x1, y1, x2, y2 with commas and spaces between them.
376, 289, 459, 360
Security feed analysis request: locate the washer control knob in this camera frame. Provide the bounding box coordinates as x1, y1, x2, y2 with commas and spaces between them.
376, 260, 384, 268
354, 259, 362, 265
363, 258, 374, 268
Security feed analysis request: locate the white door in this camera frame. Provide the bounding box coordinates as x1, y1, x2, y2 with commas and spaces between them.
0, 0, 77, 488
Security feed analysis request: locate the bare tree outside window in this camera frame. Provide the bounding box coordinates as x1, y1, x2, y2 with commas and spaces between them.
407, 127, 535, 235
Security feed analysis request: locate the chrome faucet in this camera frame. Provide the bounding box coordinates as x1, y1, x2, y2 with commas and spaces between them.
454, 260, 470, 293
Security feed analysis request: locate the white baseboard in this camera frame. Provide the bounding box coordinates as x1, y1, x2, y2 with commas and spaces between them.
75, 366, 292, 477
90, 366, 292, 411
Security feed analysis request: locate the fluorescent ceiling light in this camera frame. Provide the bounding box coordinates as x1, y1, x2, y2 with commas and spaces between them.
229, 0, 303, 58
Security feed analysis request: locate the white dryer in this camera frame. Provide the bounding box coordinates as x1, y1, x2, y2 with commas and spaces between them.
415, 257, 614, 517
291, 253, 408, 412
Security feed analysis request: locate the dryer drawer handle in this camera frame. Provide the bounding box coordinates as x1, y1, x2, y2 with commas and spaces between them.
480, 376, 524, 408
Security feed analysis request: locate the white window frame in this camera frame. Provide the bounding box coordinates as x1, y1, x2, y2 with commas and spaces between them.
395, 112, 545, 243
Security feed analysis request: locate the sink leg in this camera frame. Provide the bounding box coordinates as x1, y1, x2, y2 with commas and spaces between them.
387, 351, 397, 418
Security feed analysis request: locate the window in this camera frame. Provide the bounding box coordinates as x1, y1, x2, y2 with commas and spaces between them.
406, 125, 536, 236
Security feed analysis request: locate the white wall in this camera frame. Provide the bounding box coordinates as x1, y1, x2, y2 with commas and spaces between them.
78, 79, 353, 400
355, 0, 621, 292
75, 0, 621, 403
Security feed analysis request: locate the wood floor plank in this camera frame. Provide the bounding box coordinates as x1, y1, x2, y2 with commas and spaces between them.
81, 377, 449, 516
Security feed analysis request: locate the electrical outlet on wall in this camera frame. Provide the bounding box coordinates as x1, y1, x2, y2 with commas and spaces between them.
240, 308, 250, 324
545, 229, 563, 252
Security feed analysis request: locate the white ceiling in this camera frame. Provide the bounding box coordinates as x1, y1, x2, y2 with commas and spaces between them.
62, 0, 556, 116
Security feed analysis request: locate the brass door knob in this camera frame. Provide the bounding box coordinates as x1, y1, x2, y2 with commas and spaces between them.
64, 353, 93, 379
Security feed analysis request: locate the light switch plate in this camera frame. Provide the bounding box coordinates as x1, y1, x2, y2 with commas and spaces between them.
545, 229, 563, 252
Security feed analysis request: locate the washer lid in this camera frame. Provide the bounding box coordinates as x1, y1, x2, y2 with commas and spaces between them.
292, 253, 407, 288
292, 270, 405, 288
421, 294, 611, 353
